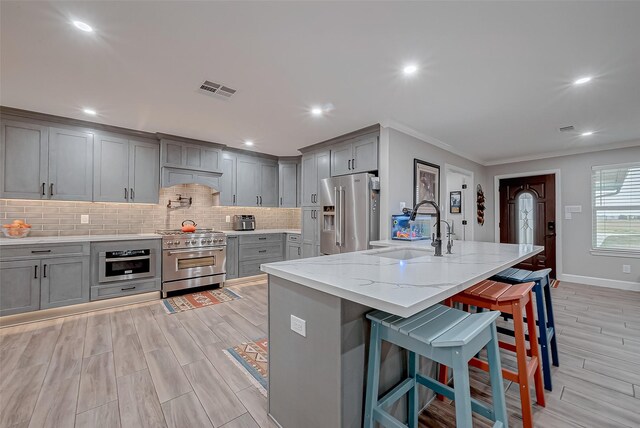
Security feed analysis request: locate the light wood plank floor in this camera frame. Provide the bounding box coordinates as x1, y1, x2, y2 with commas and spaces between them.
1, 279, 638, 428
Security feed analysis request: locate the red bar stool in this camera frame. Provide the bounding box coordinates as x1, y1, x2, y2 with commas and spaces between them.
440, 280, 545, 428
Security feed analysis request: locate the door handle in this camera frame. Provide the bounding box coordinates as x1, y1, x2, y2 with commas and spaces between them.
334, 187, 340, 245
256, 196, 259, 205
348, 159, 351, 170
338, 187, 345, 246
260, 196, 262, 205
130, 188, 135, 201
43, 264, 47, 278
34, 265, 38, 279
258, 250, 267, 253
121, 286, 136, 291
49, 183, 54, 196
124, 187, 128, 201
42, 183, 46, 196
352, 158, 355, 169
280, 197, 283, 206
298, 247, 301, 256
233, 194, 236, 204
31, 250, 51, 254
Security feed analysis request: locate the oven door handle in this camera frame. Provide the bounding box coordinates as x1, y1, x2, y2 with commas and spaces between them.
167, 248, 225, 256
105, 255, 151, 262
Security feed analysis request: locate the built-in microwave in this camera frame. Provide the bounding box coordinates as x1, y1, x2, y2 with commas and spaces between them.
98, 248, 156, 283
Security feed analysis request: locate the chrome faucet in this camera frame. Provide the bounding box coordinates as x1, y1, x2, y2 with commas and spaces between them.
409, 200, 442, 257
440, 220, 453, 254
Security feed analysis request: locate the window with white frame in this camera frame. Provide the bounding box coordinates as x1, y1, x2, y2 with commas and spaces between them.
592, 163, 640, 252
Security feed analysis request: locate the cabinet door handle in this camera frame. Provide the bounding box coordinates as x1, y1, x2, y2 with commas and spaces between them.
348, 159, 351, 170
130, 188, 135, 201
298, 247, 301, 256
49, 183, 54, 196
280, 197, 283, 206
34, 265, 38, 279
260, 196, 263, 205
258, 250, 267, 253
121, 286, 136, 291
258, 237, 267, 240
256, 196, 259, 205
124, 187, 128, 200
43, 264, 47, 278
233, 194, 236, 204
42, 183, 46, 196
31, 250, 51, 254
352, 158, 356, 169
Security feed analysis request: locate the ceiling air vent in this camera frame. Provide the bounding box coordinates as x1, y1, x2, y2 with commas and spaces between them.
559, 125, 575, 132
198, 80, 237, 100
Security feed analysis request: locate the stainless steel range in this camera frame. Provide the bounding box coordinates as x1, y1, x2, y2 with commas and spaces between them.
157, 229, 227, 297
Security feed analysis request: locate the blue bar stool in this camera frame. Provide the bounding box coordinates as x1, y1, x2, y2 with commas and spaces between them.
491, 268, 559, 391
364, 304, 508, 428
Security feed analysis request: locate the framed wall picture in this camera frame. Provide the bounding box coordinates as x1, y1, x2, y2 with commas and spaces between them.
413, 159, 440, 214
450, 191, 462, 214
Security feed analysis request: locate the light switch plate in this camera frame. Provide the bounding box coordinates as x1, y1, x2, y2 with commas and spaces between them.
290, 315, 306, 337
225, 215, 231, 223
623, 265, 631, 274
80, 215, 89, 224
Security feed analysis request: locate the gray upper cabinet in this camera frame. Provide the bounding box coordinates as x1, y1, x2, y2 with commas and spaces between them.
0, 260, 40, 316
161, 168, 219, 189
219, 152, 237, 206
94, 135, 160, 204
161, 138, 222, 173
330, 134, 378, 177
0, 120, 49, 199
48, 128, 94, 201
93, 134, 129, 202
129, 140, 159, 203
40, 256, 89, 309
236, 156, 260, 207
301, 150, 330, 206
278, 162, 298, 207
260, 162, 278, 207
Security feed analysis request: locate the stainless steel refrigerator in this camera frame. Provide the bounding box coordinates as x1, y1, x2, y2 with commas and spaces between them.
319, 173, 380, 254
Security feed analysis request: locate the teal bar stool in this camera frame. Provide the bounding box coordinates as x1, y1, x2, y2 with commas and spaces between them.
364, 304, 508, 428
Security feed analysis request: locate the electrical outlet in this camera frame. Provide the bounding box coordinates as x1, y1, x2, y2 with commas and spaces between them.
225, 215, 231, 223
623, 264, 631, 274
290, 315, 306, 337
80, 215, 89, 224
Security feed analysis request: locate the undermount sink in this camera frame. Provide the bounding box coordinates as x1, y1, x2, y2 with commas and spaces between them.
369, 248, 431, 261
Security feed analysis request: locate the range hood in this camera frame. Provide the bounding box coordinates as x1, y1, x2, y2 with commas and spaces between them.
161, 166, 222, 191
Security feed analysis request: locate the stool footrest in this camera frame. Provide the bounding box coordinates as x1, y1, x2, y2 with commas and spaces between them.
378, 378, 415, 408
416, 374, 495, 421
373, 407, 406, 428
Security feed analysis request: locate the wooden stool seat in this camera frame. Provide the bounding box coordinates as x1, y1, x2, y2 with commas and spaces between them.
365, 304, 508, 428
442, 280, 545, 428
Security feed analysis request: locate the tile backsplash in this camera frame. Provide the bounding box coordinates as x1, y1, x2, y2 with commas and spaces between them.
0, 184, 301, 237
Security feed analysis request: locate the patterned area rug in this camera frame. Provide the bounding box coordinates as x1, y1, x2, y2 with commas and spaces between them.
225, 338, 268, 396
161, 288, 242, 314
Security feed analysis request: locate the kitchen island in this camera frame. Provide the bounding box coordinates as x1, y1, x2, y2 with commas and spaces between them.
261, 241, 542, 428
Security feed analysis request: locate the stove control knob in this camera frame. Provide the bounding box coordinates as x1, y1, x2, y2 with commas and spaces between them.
173, 240, 180, 245
191, 240, 197, 244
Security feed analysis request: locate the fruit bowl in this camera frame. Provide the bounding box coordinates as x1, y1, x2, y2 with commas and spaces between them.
2, 220, 32, 238
2, 227, 31, 238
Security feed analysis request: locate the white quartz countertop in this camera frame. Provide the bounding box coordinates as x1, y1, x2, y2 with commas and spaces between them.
0, 233, 161, 246
261, 241, 543, 318
223, 229, 301, 236
370, 238, 434, 247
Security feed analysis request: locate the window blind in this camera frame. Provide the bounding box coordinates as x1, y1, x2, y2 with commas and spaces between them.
592, 163, 640, 252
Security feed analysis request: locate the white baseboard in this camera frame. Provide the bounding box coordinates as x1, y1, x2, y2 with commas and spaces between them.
558, 274, 640, 292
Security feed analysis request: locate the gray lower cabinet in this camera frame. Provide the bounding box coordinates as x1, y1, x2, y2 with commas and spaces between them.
0, 260, 41, 316
226, 236, 238, 279
0, 244, 90, 316
286, 233, 302, 260
40, 257, 90, 309
236, 233, 284, 278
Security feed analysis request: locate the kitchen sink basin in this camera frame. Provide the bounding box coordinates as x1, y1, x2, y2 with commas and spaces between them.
369, 248, 431, 261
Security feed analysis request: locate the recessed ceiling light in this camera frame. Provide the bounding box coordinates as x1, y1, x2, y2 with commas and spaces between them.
581, 131, 594, 136
83, 108, 97, 116
311, 107, 323, 116
403, 64, 418, 75
573, 76, 592, 85
244, 140, 254, 146
72, 20, 93, 32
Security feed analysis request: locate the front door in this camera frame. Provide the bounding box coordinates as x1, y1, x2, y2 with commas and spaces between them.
499, 174, 557, 278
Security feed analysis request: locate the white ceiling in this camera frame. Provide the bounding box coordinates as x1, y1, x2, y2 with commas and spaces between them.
2, 1, 639, 164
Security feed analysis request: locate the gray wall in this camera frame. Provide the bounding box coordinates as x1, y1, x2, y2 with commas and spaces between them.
486, 144, 640, 287
378, 127, 492, 242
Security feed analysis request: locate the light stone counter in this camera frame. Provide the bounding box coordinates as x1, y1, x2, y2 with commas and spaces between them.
262, 240, 543, 318
0, 233, 161, 246
222, 229, 301, 236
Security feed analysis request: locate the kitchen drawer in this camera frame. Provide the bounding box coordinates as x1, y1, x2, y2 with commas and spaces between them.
91, 278, 160, 301
239, 256, 282, 278
0, 243, 89, 261
287, 233, 301, 243
239, 242, 283, 261
238, 233, 284, 245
